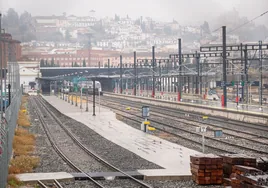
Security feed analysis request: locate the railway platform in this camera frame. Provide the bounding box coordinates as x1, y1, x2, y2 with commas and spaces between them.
40, 95, 200, 180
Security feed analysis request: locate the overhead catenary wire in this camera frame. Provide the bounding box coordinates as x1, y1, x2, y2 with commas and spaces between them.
228, 10, 268, 34
205, 10, 268, 44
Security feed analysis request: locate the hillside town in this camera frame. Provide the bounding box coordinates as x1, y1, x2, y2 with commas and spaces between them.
2, 8, 267, 67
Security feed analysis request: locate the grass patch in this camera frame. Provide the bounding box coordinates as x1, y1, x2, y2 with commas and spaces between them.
17, 96, 31, 127
7, 174, 23, 187
13, 128, 35, 156
17, 110, 31, 127
8, 95, 40, 186
9, 155, 39, 174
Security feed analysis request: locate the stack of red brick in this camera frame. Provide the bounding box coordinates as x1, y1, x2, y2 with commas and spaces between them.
190, 154, 223, 185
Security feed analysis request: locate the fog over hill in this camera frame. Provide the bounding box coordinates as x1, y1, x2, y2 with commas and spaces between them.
1, 0, 267, 26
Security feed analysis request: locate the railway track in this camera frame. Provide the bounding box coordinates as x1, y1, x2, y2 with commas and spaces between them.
103, 96, 268, 148
31, 96, 152, 188
37, 179, 63, 188
85, 95, 268, 157
105, 93, 268, 133
103, 95, 268, 140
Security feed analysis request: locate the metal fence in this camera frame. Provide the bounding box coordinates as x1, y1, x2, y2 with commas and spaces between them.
0, 62, 21, 188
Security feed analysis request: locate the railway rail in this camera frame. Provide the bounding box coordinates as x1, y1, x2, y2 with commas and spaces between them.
31, 96, 152, 188
85, 95, 268, 157
103, 95, 268, 139
105, 93, 268, 133
103, 96, 268, 146
37, 179, 63, 188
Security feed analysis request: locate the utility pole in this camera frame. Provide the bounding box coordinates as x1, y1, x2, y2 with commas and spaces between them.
108, 59, 110, 78
98, 61, 101, 74
178, 38, 182, 101
195, 51, 200, 94
222, 26, 227, 107
259, 40, 263, 107
200, 60, 202, 95
159, 61, 161, 93
0, 13, 2, 112
152, 46, 156, 98
134, 51, 137, 96
244, 45, 248, 105
240, 43, 244, 102
92, 79, 96, 116
120, 55, 123, 94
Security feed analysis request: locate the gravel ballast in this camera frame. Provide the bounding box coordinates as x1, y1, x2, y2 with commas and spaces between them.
42, 97, 162, 171
30, 96, 224, 187
28, 98, 74, 173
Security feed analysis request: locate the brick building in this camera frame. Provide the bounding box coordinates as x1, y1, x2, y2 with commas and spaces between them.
0, 33, 22, 68
102, 52, 172, 67
23, 49, 119, 67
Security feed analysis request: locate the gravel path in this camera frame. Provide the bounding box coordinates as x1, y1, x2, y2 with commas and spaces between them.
28, 97, 74, 173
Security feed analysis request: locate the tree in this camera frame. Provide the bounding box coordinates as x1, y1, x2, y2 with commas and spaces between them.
5, 8, 19, 27
83, 59, 86, 67
201, 21, 211, 35
51, 58, 55, 67
40, 59, 45, 67
114, 14, 120, 22
65, 30, 71, 42
74, 62, 79, 67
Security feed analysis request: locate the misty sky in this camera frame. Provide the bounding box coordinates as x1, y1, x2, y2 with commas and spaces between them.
1, 0, 268, 25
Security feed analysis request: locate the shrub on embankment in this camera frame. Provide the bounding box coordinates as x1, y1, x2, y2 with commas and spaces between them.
8, 96, 39, 187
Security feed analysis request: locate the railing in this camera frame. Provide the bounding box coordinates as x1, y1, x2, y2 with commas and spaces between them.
0, 62, 21, 188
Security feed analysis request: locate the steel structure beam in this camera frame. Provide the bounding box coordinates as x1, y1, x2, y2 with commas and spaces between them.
200, 43, 268, 52
178, 38, 182, 100
134, 51, 137, 96
259, 41, 263, 106
136, 58, 170, 63
244, 45, 248, 104
222, 26, 227, 107
152, 46, 155, 98
120, 55, 123, 94
170, 52, 231, 58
